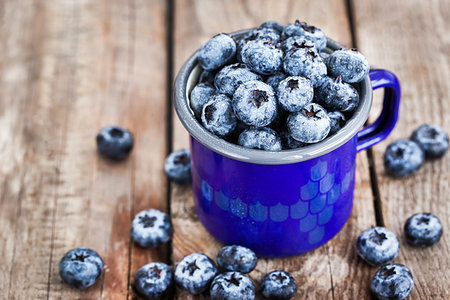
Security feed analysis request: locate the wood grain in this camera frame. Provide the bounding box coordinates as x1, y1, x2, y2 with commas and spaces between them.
171, 0, 376, 298
353, 0, 450, 298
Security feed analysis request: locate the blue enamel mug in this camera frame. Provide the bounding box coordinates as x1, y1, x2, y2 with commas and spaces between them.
174, 30, 401, 257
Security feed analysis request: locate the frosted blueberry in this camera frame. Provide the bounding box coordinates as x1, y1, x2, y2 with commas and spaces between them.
411, 124, 449, 159
59, 247, 103, 289
371, 264, 414, 300
315, 76, 360, 113
260, 21, 284, 33
232, 80, 277, 127
241, 39, 283, 75
328, 111, 347, 135
261, 270, 297, 300
326, 48, 370, 83
210, 272, 255, 300
190, 83, 216, 118
96, 126, 133, 160
281, 36, 318, 54
201, 94, 237, 137
238, 127, 282, 151
134, 262, 173, 299
174, 253, 218, 295
384, 140, 424, 177
277, 76, 314, 112
214, 63, 261, 96
281, 20, 327, 51
287, 103, 330, 144
237, 28, 280, 62
217, 245, 258, 274
164, 149, 192, 183
131, 209, 173, 248
404, 213, 443, 247
265, 72, 287, 91
357, 227, 399, 266
198, 33, 236, 71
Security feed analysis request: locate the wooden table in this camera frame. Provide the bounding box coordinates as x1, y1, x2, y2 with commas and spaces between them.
0, 0, 448, 299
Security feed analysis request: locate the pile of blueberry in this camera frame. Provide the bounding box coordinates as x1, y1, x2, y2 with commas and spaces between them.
190, 20, 370, 150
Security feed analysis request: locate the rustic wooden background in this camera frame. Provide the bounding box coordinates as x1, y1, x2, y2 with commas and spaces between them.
0, 0, 448, 299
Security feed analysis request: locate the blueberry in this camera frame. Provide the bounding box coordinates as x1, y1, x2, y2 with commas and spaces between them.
214, 63, 261, 96
198, 69, 217, 85
265, 72, 287, 91
131, 209, 173, 248
260, 21, 284, 33
164, 149, 192, 183
371, 264, 414, 300
59, 247, 103, 289
174, 253, 218, 295
411, 124, 449, 159
96, 126, 133, 160
287, 103, 330, 144
190, 83, 216, 118
201, 94, 237, 137
241, 39, 283, 75
277, 76, 313, 112
210, 272, 255, 300
280, 131, 305, 149
232, 80, 277, 127
217, 245, 257, 274
238, 127, 282, 151
198, 33, 236, 71
404, 213, 443, 247
283, 44, 327, 87
261, 270, 297, 300
356, 227, 399, 266
384, 140, 424, 177
328, 111, 347, 135
315, 76, 360, 113
281, 20, 327, 51
326, 48, 369, 83
134, 262, 173, 300
281, 36, 318, 54
237, 28, 280, 63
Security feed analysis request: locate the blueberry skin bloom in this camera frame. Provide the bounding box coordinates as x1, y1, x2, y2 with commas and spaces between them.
59, 247, 103, 289
328, 111, 347, 135
232, 80, 277, 127
384, 140, 424, 177
265, 72, 287, 91
411, 124, 449, 159
134, 262, 173, 300
241, 39, 283, 75
210, 272, 255, 300
260, 270, 297, 300
238, 127, 282, 151
404, 213, 443, 247
357, 227, 399, 266
315, 76, 360, 113
371, 264, 414, 300
96, 126, 133, 160
164, 149, 192, 183
287, 103, 331, 144
198, 33, 236, 71
326, 48, 370, 83
201, 94, 237, 137
277, 76, 314, 112
190, 83, 216, 118
131, 209, 173, 248
217, 245, 258, 274
174, 253, 218, 295
214, 63, 262, 96
283, 46, 327, 87
281, 20, 327, 51
281, 36, 318, 54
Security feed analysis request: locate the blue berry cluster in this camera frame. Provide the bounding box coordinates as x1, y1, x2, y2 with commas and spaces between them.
192, 20, 371, 151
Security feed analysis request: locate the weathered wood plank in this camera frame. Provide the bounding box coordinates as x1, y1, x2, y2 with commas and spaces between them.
353, 0, 450, 298
171, 0, 376, 298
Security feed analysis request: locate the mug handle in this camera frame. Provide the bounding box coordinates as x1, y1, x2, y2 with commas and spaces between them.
356, 69, 401, 152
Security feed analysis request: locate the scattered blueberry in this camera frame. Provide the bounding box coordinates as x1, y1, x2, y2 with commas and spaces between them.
281, 20, 327, 51
315, 76, 360, 113
131, 209, 173, 248
164, 149, 192, 183
214, 63, 261, 96
241, 39, 283, 75
265, 72, 287, 91
210, 272, 255, 300
281, 35, 318, 54
260, 21, 284, 33
384, 140, 424, 177
371, 264, 414, 300
134, 262, 173, 300
59, 247, 103, 289
217, 245, 257, 274
411, 124, 449, 159
326, 48, 369, 83
287, 103, 330, 143
277, 76, 314, 112
328, 111, 347, 135
261, 270, 297, 300
201, 94, 237, 137
280, 131, 305, 149
404, 213, 443, 247
190, 83, 216, 118
174, 253, 218, 295
96, 126, 133, 160
356, 227, 399, 266
238, 127, 282, 151
198, 33, 236, 71
232, 80, 277, 127
198, 69, 217, 85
